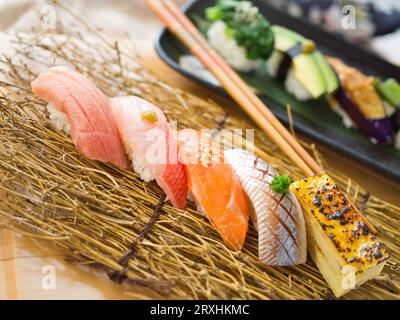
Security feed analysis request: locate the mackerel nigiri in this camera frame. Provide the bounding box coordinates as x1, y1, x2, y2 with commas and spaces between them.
225, 149, 307, 265
110, 96, 187, 209
31, 66, 129, 169
178, 129, 249, 251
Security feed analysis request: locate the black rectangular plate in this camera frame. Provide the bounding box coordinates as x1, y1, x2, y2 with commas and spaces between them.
155, 0, 400, 181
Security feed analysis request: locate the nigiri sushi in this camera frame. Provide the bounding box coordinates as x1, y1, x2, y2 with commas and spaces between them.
326, 57, 395, 145
177, 129, 250, 251
291, 173, 389, 297
31, 66, 130, 169
224, 149, 307, 265
265, 25, 338, 101
110, 96, 187, 209
205, 0, 274, 72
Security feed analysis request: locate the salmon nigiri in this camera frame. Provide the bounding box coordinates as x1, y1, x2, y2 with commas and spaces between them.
110, 96, 187, 209
177, 129, 249, 250
31, 66, 129, 169
225, 149, 307, 265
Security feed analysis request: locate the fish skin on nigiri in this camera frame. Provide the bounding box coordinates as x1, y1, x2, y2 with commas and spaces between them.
110, 96, 187, 209
31, 66, 130, 169
177, 129, 250, 251
224, 149, 307, 265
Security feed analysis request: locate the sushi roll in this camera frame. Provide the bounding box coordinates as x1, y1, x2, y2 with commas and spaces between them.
266, 25, 338, 101
204, 1, 337, 101
205, 0, 274, 72
31, 66, 130, 169
224, 149, 307, 266
326, 57, 395, 145
177, 129, 250, 251
375, 78, 400, 149
110, 96, 187, 209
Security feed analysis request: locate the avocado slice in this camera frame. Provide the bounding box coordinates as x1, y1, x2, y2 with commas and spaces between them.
314, 52, 339, 94
292, 54, 326, 99
272, 25, 303, 52
272, 25, 305, 44
375, 78, 400, 108
272, 25, 338, 97
272, 26, 326, 98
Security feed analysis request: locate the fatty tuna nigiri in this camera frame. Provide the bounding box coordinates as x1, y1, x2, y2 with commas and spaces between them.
110, 96, 187, 209
225, 149, 307, 265
177, 129, 249, 251
31, 66, 129, 169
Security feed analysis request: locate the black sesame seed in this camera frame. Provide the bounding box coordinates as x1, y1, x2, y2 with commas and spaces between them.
331, 211, 344, 219
360, 223, 370, 236
313, 195, 322, 208
326, 194, 333, 201
328, 233, 335, 239
342, 207, 350, 214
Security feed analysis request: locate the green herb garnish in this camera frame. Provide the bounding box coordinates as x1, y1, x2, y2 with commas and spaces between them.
271, 175, 291, 194
205, 0, 275, 60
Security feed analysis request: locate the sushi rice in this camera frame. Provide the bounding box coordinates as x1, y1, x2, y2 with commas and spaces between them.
131, 153, 154, 182
265, 51, 312, 101
47, 103, 71, 134
207, 21, 261, 72
265, 51, 284, 78
328, 97, 355, 129
284, 68, 312, 101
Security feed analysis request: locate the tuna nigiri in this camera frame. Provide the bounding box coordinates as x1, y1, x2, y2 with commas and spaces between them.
110, 96, 187, 209
225, 149, 307, 265
31, 66, 129, 169
177, 129, 250, 251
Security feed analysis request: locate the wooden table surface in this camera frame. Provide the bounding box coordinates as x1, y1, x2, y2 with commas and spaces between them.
1, 1, 399, 300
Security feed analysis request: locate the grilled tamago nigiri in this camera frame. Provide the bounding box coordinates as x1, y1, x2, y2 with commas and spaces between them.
225, 149, 307, 266
290, 173, 389, 297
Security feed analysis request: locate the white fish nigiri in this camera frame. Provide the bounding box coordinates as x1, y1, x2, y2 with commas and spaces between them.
110, 96, 187, 209
225, 149, 307, 266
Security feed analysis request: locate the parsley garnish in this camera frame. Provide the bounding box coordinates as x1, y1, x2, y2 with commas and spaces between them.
271, 175, 291, 194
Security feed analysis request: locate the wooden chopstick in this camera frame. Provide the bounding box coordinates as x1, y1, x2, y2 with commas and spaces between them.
146, 0, 320, 176
162, 0, 323, 176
